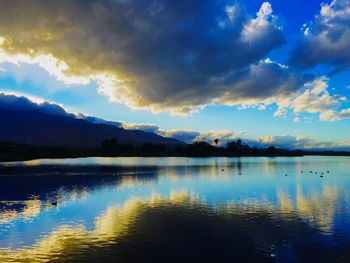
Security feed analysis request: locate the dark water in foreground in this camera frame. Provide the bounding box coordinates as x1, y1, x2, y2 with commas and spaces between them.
0, 156, 350, 262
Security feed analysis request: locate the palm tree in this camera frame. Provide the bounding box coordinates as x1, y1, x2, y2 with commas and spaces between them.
214, 138, 219, 146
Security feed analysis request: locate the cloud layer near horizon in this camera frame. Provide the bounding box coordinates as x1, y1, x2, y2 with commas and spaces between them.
0, 0, 309, 115
1, 92, 350, 151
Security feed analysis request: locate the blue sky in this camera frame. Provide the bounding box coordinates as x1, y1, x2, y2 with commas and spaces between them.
0, 0, 349, 149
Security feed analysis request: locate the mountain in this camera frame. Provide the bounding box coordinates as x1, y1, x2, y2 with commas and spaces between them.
0, 93, 184, 149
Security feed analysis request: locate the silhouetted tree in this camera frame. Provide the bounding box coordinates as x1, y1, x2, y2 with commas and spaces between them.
142, 142, 155, 153
101, 138, 118, 153
174, 146, 185, 155
214, 138, 219, 146
155, 143, 167, 153
226, 141, 239, 155
119, 143, 134, 154
266, 146, 278, 156
187, 141, 216, 156
226, 139, 250, 156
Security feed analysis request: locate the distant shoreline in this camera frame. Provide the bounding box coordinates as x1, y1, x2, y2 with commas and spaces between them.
2, 154, 350, 165
1, 141, 350, 163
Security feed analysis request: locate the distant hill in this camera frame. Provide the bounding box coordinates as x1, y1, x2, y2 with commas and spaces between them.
0, 93, 184, 149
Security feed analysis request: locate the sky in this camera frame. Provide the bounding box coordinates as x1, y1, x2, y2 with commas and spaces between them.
0, 0, 349, 149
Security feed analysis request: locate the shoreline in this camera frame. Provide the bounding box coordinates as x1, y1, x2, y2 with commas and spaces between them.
1, 142, 349, 163
2, 153, 350, 164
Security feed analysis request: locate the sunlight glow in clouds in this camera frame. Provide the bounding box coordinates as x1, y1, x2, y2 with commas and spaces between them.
0, 42, 90, 86
0, 0, 349, 118
0, 0, 349, 148
0, 0, 302, 115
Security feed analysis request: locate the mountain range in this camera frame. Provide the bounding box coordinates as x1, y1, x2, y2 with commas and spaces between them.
0, 93, 184, 149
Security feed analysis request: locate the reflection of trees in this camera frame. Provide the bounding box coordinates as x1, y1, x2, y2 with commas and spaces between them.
0, 165, 161, 201
1, 194, 349, 262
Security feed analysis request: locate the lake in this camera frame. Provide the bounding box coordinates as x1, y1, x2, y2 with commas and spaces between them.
0, 156, 350, 262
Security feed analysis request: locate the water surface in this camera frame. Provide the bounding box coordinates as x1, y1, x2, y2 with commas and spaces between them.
0, 156, 350, 262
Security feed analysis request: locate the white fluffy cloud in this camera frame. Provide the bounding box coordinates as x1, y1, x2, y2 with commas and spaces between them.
257, 135, 350, 151
158, 129, 244, 146
124, 125, 350, 151
120, 122, 160, 133
241, 2, 277, 43
320, 108, 350, 121
292, 78, 344, 113
273, 77, 348, 121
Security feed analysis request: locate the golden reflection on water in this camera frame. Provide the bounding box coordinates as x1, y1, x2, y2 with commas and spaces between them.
0, 199, 41, 224
295, 185, 338, 233
0, 188, 91, 225
0, 188, 342, 262
0, 194, 200, 262
21, 159, 41, 167
262, 159, 277, 175
1, 157, 348, 262
277, 185, 338, 233
0, 172, 153, 227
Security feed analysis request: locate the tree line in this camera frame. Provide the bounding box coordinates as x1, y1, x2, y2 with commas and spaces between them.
101, 138, 302, 157
2, 138, 350, 162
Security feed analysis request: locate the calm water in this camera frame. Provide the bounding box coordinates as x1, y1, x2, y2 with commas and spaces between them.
0, 156, 350, 262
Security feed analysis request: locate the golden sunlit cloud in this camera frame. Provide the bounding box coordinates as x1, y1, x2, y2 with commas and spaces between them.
0, 0, 305, 116
0, 0, 349, 119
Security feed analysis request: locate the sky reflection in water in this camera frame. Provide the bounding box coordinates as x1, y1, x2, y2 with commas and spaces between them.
0, 156, 350, 262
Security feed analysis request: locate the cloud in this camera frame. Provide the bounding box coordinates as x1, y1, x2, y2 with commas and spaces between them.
120, 122, 160, 133
320, 108, 350, 121
157, 128, 350, 151
212, 59, 305, 107
258, 135, 310, 149
0, 0, 305, 115
2, 92, 350, 150
158, 131, 350, 151
78, 115, 123, 128
241, 2, 279, 43
289, 0, 350, 73
158, 130, 350, 151
291, 77, 345, 113
158, 129, 245, 146
339, 108, 350, 118
158, 130, 201, 144
257, 135, 350, 151
273, 77, 348, 121
274, 107, 287, 117
0, 91, 71, 117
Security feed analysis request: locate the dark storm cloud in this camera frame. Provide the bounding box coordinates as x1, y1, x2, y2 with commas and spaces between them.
0, 0, 301, 114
